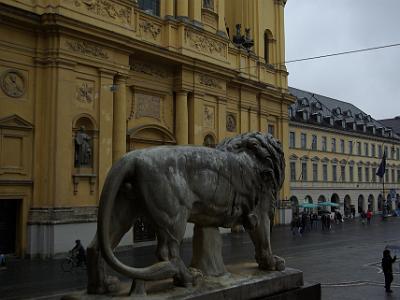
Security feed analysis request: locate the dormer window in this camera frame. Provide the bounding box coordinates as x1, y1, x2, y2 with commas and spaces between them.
296, 109, 309, 121
357, 123, 366, 132
346, 120, 356, 130
311, 112, 322, 123
324, 115, 333, 126
367, 124, 376, 134
363, 115, 372, 122
343, 109, 353, 117
288, 107, 294, 118
297, 97, 309, 107
332, 107, 342, 116
335, 119, 345, 129
311, 101, 322, 112
355, 112, 363, 120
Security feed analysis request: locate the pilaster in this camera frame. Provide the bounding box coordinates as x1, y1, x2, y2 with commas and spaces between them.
113, 75, 127, 162
98, 69, 114, 191
175, 91, 189, 145
189, 0, 202, 27
165, 0, 174, 18
217, 0, 226, 36
176, 0, 189, 21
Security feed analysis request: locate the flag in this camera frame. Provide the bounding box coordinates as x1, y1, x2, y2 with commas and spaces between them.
376, 150, 386, 178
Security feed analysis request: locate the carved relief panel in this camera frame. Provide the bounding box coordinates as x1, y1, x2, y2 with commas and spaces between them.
76, 79, 96, 106
73, 0, 133, 27
184, 29, 227, 59
1, 70, 25, 98
134, 93, 162, 120
138, 19, 162, 43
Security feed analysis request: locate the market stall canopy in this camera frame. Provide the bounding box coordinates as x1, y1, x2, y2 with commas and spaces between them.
318, 202, 339, 207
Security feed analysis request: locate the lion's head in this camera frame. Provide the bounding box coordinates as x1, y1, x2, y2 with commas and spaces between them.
216, 132, 285, 193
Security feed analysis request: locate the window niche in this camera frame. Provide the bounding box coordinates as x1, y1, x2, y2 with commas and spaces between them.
203, 134, 216, 148
264, 30, 274, 66
202, 0, 214, 10
72, 115, 98, 195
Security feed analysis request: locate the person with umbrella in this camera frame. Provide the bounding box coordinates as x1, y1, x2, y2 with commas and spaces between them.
382, 249, 396, 293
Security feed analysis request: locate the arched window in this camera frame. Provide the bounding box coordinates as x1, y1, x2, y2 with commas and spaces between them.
203, 134, 216, 148
264, 30, 273, 64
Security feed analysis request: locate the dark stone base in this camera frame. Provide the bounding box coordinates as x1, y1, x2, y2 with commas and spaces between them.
61, 263, 321, 300
263, 282, 321, 300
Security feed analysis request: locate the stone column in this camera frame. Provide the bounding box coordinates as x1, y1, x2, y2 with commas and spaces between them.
113, 75, 127, 162
176, 0, 189, 21
175, 91, 189, 145
189, 0, 202, 26
217, 0, 226, 36
165, 0, 174, 18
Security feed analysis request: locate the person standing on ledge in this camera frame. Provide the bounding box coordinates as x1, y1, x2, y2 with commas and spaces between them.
382, 249, 396, 293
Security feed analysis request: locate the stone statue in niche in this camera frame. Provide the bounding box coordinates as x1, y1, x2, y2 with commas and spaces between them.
74, 126, 92, 167
226, 113, 237, 132
86, 132, 286, 296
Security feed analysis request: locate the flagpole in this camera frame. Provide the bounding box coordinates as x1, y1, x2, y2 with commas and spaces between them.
383, 171, 385, 215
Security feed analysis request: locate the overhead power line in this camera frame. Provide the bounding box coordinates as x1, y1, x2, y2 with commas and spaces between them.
285, 42, 400, 64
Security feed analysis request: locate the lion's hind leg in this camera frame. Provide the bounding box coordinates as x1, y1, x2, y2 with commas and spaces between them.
156, 216, 195, 287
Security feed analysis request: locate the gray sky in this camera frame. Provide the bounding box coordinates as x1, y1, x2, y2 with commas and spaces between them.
285, 1, 400, 120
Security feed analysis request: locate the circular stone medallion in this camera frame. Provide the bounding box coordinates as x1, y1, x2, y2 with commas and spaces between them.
1, 70, 25, 98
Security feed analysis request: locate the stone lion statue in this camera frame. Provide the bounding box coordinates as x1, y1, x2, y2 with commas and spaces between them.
87, 132, 285, 295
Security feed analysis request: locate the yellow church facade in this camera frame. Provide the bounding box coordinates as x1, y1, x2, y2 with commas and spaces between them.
0, 0, 293, 257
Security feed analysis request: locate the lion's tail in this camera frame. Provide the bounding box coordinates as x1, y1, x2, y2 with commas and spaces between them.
97, 154, 179, 281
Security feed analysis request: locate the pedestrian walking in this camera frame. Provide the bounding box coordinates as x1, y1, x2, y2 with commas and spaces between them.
360, 211, 367, 225
382, 249, 396, 293
0, 254, 6, 270
367, 210, 373, 225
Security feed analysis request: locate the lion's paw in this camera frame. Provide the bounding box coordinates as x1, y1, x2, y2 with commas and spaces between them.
273, 255, 285, 271
104, 275, 121, 293
189, 267, 204, 286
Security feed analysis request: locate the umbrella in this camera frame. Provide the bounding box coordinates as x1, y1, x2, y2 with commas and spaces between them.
299, 203, 319, 208
318, 201, 339, 207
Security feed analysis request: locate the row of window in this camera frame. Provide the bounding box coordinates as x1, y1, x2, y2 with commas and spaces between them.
138, 0, 215, 17
289, 131, 400, 160
290, 161, 400, 183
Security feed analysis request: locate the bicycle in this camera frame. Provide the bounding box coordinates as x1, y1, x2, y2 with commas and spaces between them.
61, 252, 86, 272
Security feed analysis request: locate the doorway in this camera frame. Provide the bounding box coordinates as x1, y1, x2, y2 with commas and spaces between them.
0, 200, 18, 254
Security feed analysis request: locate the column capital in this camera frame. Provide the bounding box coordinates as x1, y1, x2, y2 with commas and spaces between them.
274, 0, 287, 6
175, 90, 190, 96
114, 74, 128, 83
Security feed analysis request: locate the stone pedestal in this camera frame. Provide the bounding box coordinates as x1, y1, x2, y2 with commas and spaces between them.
61, 262, 320, 300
